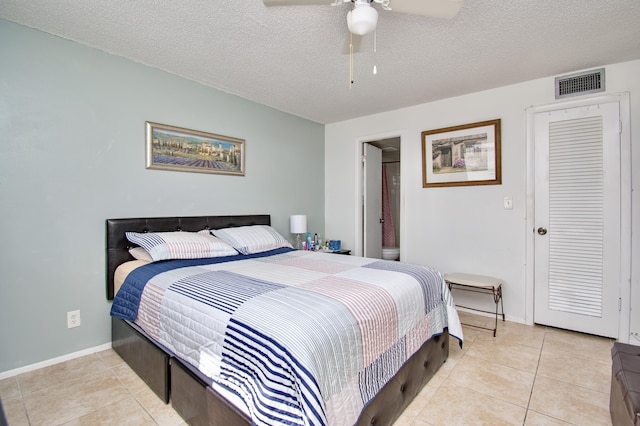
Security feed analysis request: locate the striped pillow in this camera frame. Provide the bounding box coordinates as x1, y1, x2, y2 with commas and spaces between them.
125, 231, 238, 261
211, 225, 292, 255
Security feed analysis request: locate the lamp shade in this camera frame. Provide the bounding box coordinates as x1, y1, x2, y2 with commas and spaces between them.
290, 215, 307, 234
347, 3, 378, 36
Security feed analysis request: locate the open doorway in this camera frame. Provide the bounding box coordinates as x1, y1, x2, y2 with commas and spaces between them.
362, 137, 401, 260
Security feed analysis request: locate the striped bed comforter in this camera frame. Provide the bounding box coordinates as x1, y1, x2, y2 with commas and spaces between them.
111, 248, 462, 426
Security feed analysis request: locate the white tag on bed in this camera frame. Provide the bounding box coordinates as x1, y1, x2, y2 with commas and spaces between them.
199, 348, 222, 378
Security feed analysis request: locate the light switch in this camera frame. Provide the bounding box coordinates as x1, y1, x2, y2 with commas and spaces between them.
503, 197, 513, 210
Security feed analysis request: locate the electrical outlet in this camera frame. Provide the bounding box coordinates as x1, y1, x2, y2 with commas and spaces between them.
67, 310, 81, 328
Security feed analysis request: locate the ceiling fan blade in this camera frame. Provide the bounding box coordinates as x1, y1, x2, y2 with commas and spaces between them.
388, 0, 463, 19
263, 0, 333, 6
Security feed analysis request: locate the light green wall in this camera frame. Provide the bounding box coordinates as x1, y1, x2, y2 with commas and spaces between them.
0, 19, 324, 373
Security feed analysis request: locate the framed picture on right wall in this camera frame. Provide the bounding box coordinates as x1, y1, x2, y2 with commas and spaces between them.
422, 119, 501, 188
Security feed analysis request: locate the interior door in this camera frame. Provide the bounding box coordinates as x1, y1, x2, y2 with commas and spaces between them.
533, 100, 621, 338
364, 143, 382, 258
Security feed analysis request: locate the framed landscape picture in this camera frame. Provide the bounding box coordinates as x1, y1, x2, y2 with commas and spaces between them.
422, 119, 501, 188
146, 121, 245, 176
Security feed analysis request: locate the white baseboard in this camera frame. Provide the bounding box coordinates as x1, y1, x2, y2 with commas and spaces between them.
0, 343, 112, 380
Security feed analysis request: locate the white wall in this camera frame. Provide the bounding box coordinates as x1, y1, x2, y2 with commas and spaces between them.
0, 19, 324, 374
325, 60, 640, 342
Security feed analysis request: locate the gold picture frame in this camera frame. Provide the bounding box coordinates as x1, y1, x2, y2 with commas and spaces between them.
422, 119, 501, 187
146, 121, 245, 176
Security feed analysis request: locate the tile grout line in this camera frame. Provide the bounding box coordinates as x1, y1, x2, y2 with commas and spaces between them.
523, 327, 597, 426
521, 325, 546, 425
14, 375, 31, 426
104, 355, 164, 425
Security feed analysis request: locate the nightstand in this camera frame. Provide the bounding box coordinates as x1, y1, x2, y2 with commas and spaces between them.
333, 249, 351, 255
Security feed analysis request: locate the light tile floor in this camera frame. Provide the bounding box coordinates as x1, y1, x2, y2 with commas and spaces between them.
396, 312, 614, 426
0, 312, 614, 425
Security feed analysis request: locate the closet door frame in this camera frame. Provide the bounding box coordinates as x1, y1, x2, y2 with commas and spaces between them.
524, 93, 632, 342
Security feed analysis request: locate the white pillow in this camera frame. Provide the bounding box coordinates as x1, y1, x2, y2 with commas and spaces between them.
211, 225, 292, 255
128, 246, 153, 261
125, 231, 238, 261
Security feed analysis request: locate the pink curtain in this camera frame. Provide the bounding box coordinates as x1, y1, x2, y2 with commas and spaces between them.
382, 164, 396, 247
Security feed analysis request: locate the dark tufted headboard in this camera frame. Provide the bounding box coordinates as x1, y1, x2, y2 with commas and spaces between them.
105, 215, 271, 300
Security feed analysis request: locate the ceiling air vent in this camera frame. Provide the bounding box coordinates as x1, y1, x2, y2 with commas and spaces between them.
555, 68, 605, 99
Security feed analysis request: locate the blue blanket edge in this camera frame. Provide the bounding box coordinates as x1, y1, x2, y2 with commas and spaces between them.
110, 247, 296, 321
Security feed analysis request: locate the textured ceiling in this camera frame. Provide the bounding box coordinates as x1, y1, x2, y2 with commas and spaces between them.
1, 0, 639, 124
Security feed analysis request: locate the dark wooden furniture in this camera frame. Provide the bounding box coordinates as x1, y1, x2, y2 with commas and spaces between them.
0, 396, 7, 426
333, 249, 351, 255
611, 342, 640, 426
107, 215, 450, 425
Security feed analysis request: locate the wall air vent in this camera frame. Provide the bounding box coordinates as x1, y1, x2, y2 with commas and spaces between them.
555, 68, 605, 99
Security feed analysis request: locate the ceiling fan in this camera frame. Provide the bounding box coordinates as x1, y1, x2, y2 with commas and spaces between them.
263, 0, 463, 86
262, 0, 463, 37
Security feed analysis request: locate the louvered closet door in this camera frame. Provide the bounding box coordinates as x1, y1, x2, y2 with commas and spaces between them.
533, 101, 620, 338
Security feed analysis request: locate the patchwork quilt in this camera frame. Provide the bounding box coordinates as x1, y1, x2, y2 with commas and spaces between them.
111, 248, 462, 426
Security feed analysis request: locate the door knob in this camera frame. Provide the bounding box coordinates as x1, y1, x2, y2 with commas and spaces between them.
537, 227, 548, 235
380, 218, 385, 223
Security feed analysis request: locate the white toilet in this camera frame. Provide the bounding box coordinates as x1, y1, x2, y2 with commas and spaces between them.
382, 246, 400, 261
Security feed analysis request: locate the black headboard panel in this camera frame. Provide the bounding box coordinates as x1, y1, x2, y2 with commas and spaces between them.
106, 215, 271, 300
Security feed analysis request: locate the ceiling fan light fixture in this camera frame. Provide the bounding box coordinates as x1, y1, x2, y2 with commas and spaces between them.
347, 2, 378, 36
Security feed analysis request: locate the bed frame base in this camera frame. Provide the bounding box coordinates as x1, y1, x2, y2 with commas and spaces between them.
112, 317, 449, 425
111, 317, 169, 403
171, 359, 208, 425
356, 331, 449, 425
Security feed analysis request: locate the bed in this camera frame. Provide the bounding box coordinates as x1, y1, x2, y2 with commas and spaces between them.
106, 215, 462, 425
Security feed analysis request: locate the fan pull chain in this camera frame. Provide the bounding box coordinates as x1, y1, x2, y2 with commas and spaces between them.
349, 32, 354, 89
373, 29, 377, 75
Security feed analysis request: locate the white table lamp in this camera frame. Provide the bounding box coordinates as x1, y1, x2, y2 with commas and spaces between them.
290, 215, 307, 249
